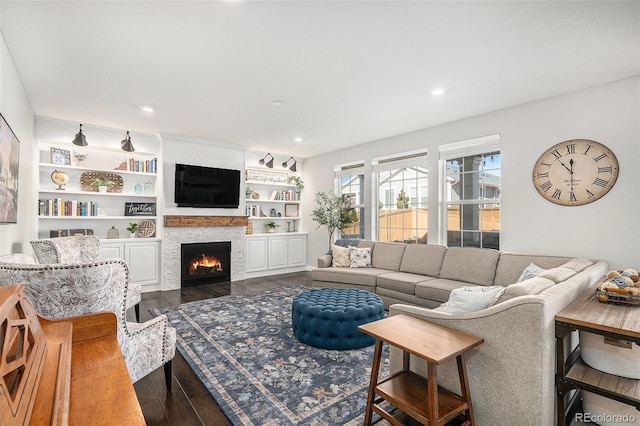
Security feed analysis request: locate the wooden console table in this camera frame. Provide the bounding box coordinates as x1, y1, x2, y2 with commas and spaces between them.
358, 314, 484, 426
0, 284, 145, 425
555, 284, 640, 426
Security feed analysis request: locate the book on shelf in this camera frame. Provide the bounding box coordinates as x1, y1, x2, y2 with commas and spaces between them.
39, 198, 99, 217
126, 157, 157, 173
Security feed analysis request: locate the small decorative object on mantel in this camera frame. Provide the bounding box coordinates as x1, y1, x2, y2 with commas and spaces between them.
50, 170, 69, 191
80, 171, 123, 193
124, 202, 156, 216
136, 219, 156, 238
126, 222, 137, 238
595, 269, 640, 306
107, 226, 119, 239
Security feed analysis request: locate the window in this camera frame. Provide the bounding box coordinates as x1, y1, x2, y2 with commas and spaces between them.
440, 135, 500, 249
373, 150, 428, 244
335, 162, 365, 239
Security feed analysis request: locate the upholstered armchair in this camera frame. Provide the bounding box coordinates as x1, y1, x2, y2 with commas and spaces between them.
30, 235, 141, 321
0, 254, 176, 388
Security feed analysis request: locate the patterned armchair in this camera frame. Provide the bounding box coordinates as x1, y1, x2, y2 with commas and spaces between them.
0, 254, 176, 388
30, 235, 141, 321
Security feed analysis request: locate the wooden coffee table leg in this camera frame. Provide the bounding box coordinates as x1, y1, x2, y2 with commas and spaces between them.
364, 339, 383, 426
456, 353, 476, 426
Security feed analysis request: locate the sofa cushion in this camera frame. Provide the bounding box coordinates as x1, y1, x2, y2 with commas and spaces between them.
311, 267, 389, 288
349, 246, 372, 268
371, 242, 406, 272
0, 254, 36, 264
493, 253, 572, 286
559, 258, 593, 273
399, 244, 447, 277
517, 263, 546, 282
415, 278, 482, 303
439, 247, 500, 286
497, 276, 556, 303
331, 244, 350, 267
538, 267, 577, 283
377, 272, 437, 295
444, 286, 506, 313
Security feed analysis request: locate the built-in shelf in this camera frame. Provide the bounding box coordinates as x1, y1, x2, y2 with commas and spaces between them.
39, 163, 157, 177
39, 190, 155, 198
39, 216, 158, 220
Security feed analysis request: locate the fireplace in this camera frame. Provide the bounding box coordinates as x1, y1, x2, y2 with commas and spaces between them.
181, 241, 231, 287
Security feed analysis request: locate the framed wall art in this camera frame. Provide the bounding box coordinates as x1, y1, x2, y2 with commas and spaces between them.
284, 203, 299, 217
50, 147, 71, 165
245, 168, 288, 185
0, 113, 20, 224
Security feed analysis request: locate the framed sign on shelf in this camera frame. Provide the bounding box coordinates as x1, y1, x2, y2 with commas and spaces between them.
245, 168, 288, 185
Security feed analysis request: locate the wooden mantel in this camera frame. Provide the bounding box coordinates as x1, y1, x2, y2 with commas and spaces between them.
164, 215, 249, 228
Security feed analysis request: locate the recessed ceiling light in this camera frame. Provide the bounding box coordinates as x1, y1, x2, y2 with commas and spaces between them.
139, 105, 154, 112
294, 137, 303, 143
271, 100, 284, 106
431, 88, 446, 96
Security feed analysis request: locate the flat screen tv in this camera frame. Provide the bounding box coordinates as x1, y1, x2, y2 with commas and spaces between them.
175, 163, 241, 208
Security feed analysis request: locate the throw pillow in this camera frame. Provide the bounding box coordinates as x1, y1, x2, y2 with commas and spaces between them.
349, 246, 372, 268
517, 263, 546, 283
331, 244, 350, 267
444, 286, 506, 313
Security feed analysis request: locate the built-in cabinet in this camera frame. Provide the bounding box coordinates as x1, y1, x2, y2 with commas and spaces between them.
244, 180, 301, 234
37, 140, 160, 240
99, 239, 161, 292
245, 233, 307, 277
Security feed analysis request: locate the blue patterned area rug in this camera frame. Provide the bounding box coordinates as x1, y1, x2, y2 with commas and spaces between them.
153, 285, 389, 425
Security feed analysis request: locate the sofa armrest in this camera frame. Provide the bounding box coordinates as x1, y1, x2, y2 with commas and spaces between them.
317, 254, 332, 268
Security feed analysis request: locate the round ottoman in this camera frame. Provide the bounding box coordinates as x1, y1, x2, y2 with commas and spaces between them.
291, 288, 384, 350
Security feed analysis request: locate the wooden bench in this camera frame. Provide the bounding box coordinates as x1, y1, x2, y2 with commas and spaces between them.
1, 284, 145, 425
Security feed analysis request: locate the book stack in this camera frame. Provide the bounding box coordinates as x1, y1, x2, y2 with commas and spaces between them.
39, 199, 99, 217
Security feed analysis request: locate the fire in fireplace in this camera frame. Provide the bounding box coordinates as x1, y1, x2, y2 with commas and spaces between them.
181, 241, 231, 287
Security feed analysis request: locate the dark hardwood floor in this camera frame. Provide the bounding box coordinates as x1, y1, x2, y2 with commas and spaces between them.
133, 271, 313, 425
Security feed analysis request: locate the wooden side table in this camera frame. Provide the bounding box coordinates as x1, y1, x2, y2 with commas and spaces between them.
555, 284, 640, 426
358, 314, 484, 426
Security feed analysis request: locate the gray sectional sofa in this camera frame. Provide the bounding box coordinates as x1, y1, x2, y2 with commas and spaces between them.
312, 240, 608, 426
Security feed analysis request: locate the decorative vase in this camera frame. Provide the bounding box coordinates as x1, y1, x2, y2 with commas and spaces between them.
134, 182, 143, 194
130, 232, 136, 238
267, 228, 275, 233
98, 186, 107, 193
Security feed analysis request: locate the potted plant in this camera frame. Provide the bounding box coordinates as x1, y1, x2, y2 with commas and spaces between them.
264, 221, 280, 233
91, 177, 115, 193
311, 191, 358, 248
288, 176, 304, 195
73, 150, 88, 166
245, 186, 253, 198
126, 222, 138, 238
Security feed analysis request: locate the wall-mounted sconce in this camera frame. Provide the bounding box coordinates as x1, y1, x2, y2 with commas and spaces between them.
282, 156, 297, 172
259, 153, 274, 168
72, 123, 88, 146
121, 131, 135, 152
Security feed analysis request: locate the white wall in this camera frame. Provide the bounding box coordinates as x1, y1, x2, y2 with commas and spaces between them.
0, 22, 36, 255
303, 77, 640, 270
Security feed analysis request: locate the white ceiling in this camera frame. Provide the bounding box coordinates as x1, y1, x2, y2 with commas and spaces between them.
1, 1, 638, 158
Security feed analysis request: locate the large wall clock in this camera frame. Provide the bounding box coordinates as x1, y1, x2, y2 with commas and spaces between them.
532, 139, 619, 206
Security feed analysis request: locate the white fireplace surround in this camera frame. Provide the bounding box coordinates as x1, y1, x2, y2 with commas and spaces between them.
163, 226, 245, 290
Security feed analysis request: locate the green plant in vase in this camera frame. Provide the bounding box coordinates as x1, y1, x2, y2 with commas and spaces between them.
126, 222, 138, 237
288, 176, 304, 195
264, 221, 280, 233
91, 178, 115, 193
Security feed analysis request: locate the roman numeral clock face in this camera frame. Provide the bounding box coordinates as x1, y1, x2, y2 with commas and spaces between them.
532, 139, 619, 206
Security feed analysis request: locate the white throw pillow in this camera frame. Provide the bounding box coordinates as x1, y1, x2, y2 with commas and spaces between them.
349, 246, 372, 268
517, 263, 546, 282
444, 286, 506, 313
331, 244, 350, 267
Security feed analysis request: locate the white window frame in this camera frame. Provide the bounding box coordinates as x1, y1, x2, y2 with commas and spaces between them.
335, 161, 365, 239
439, 134, 501, 247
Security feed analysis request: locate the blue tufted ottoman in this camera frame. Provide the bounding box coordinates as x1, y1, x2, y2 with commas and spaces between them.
291, 288, 384, 350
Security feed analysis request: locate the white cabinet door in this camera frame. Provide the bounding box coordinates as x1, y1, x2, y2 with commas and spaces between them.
246, 237, 268, 272
100, 242, 124, 259
268, 236, 288, 269
125, 241, 160, 286
287, 235, 307, 267
99, 240, 160, 291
